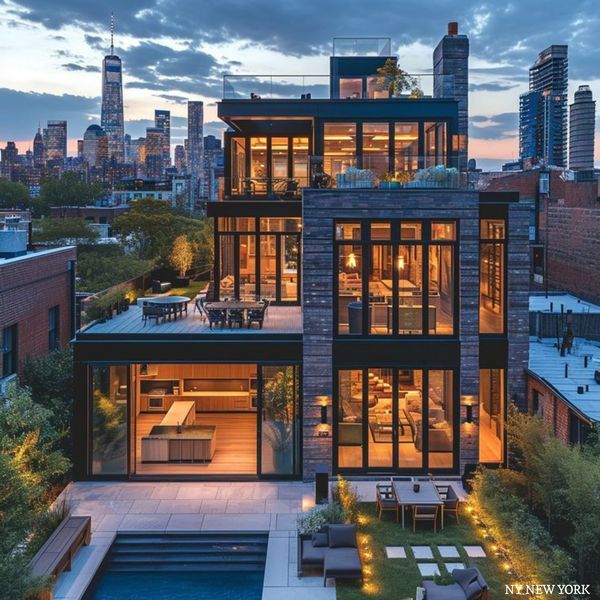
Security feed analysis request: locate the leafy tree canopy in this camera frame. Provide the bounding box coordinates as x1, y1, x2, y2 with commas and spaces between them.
39, 173, 105, 213
32, 217, 100, 245
0, 179, 30, 210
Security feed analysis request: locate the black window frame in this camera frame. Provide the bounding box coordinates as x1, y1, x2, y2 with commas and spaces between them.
48, 305, 60, 351
334, 219, 459, 338
2, 324, 18, 378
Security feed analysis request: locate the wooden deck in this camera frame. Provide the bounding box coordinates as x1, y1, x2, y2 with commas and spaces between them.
82, 305, 302, 336
135, 413, 257, 475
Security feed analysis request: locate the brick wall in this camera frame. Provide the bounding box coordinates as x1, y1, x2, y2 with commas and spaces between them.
527, 375, 570, 443
0, 247, 76, 376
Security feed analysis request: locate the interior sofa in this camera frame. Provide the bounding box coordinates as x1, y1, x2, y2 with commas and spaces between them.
423, 567, 488, 600
297, 524, 363, 585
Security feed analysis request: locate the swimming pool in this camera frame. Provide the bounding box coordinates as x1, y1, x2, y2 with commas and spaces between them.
92, 571, 264, 600
86, 532, 267, 600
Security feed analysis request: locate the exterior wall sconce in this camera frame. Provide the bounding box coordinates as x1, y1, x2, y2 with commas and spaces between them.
461, 394, 477, 425
315, 395, 330, 437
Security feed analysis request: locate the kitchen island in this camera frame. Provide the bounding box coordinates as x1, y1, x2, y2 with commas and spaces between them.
141, 424, 217, 463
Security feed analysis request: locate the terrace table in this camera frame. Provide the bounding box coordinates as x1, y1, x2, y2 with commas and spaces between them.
147, 296, 190, 320
393, 480, 444, 529
205, 301, 264, 311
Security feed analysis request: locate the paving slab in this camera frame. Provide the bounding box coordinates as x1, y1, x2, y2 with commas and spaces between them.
411, 545, 434, 559
119, 514, 170, 531
201, 513, 271, 531
438, 545, 460, 558
385, 546, 407, 558
444, 562, 466, 572
263, 535, 289, 587
166, 514, 205, 531
417, 562, 441, 577
262, 586, 335, 599
463, 545, 487, 558
175, 486, 219, 500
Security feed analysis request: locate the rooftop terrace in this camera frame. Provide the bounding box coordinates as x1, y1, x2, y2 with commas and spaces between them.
529, 293, 600, 315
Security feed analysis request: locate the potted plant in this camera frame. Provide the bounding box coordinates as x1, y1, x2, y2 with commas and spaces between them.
379, 172, 401, 189
375, 58, 423, 98
169, 234, 193, 287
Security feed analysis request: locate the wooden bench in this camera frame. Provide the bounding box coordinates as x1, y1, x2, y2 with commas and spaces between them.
29, 516, 92, 600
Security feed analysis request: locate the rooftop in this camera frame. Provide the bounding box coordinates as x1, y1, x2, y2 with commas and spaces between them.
528, 337, 600, 422
79, 304, 302, 337
0, 245, 75, 268
529, 293, 600, 314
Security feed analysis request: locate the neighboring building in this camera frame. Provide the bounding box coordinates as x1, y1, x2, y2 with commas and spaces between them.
0, 141, 19, 178
72, 27, 530, 483
82, 124, 109, 169
187, 101, 204, 200
202, 134, 224, 203
144, 127, 164, 179
110, 175, 193, 207
569, 85, 596, 172
174, 144, 186, 173
519, 45, 568, 167
33, 128, 44, 168
0, 216, 76, 389
155, 109, 171, 168
44, 120, 67, 165
528, 334, 599, 446
480, 168, 600, 303
101, 19, 125, 162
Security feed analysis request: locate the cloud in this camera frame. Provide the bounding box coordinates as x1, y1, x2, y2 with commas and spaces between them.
155, 93, 188, 104
470, 112, 519, 140
61, 62, 101, 73
0, 87, 99, 141
469, 81, 519, 92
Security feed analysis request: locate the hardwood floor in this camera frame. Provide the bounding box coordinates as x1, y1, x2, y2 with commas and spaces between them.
134, 413, 257, 475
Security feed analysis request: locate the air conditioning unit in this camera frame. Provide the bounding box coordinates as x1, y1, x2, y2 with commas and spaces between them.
0, 373, 17, 399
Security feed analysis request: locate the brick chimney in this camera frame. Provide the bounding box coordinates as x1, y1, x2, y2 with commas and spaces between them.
448, 22, 458, 36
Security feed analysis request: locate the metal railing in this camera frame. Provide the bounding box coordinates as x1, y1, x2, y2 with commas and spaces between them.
222, 74, 454, 100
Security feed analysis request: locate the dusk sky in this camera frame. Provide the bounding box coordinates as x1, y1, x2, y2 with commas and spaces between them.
0, 0, 598, 170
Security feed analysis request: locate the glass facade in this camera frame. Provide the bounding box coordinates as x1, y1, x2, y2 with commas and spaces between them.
362, 122, 389, 180
324, 123, 356, 185
336, 368, 455, 472
479, 369, 504, 463
92, 365, 128, 475
394, 123, 419, 174
480, 219, 506, 334
336, 220, 456, 336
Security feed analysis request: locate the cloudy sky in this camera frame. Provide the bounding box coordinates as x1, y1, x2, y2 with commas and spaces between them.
0, 0, 599, 169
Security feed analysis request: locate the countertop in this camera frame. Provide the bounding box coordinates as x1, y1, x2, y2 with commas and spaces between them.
143, 425, 217, 440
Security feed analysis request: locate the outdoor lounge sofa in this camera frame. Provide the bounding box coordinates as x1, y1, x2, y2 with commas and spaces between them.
297, 524, 363, 585
422, 567, 489, 600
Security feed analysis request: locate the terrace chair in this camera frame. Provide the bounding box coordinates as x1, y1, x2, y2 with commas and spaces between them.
261, 298, 270, 318
247, 302, 268, 329
227, 308, 245, 329
194, 295, 207, 322
142, 302, 164, 326
412, 504, 439, 534
206, 308, 226, 329
442, 484, 461, 524
375, 483, 398, 522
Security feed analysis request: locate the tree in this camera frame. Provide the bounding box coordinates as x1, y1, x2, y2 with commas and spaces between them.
32, 218, 100, 246
39, 173, 105, 215
375, 58, 423, 98
0, 179, 30, 210
169, 235, 194, 277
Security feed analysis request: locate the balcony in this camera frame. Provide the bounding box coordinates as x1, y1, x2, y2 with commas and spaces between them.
222, 73, 454, 100
219, 157, 467, 200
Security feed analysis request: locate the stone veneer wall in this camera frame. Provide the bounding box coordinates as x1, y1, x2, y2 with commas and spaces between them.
302, 189, 481, 480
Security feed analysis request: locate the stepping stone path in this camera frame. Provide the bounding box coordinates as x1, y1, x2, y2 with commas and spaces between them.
438, 545, 460, 558
463, 545, 486, 558
411, 545, 434, 559
444, 562, 465, 572
385, 546, 407, 558
417, 563, 440, 577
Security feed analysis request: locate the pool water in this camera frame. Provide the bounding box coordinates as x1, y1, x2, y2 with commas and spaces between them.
92, 571, 264, 600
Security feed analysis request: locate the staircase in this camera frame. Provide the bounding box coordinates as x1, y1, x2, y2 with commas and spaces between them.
105, 532, 268, 574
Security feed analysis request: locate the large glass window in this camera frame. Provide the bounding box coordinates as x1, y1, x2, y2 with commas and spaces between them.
480, 219, 506, 334
367, 369, 393, 468
369, 245, 392, 334
428, 245, 454, 334
92, 365, 128, 475
428, 370, 454, 468
48, 305, 60, 351
239, 234, 255, 300
338, 245, 362, 334
260, 234, 277, 300
479, 369, 504, 462
399, 370, 423, 468
394, 123, 419, 175
324, 123, 356, 186
271, 137, 288, 180
337, 370, 363, 468
398, 245, 423, 334
219, 235, 236, 298
339, 78, 363, 99
231, 137, 246, 194
1, 324, 17, 377
280, 236, 299, 301
292, 137, 309, 187
424, 122, 447, 168
260, 365, 300, 476
250, 137, 267, 193
362, 123, 389, 181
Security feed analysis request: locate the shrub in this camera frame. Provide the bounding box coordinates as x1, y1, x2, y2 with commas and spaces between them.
297, 502, 346, 534
332, 475, 360, 524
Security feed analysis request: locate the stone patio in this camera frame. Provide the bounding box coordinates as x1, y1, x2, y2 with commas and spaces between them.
53, 481, 335, 600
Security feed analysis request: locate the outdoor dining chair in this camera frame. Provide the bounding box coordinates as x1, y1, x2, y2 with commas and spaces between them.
227, 308, 245, 328
206, 308, 226, 329
412, 504, 439, 534
142, 302, 165, 326
376, 483, 398, 522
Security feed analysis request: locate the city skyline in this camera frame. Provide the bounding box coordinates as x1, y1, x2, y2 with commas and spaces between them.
0, 0, 599, 170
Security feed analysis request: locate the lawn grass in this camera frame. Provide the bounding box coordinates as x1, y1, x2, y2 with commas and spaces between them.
144, 279, 208, 299
336, 502, 509, 600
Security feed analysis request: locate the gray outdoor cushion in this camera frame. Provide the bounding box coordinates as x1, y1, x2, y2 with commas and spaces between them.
312, 532, 328, 547
422, 581, 466, 600
328, 524, 357, 548
323, 547, 362, 578
465, 580, 485, 600
301, 540, 327, 565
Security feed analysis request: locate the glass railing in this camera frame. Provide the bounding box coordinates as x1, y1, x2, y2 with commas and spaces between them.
332, 37, 392, 56
218, 158, 467, 200
222, 74, 454, 100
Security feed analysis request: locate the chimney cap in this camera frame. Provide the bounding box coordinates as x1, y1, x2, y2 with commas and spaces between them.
448, 22, 458, 35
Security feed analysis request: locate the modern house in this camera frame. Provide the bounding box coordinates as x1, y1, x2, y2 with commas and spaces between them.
72, 26, 529, 482
0, 214, 76, 393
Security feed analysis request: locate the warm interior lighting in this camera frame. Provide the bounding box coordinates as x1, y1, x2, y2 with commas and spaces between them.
323, 135, 354, 141
395, 134, 419, 141
346, 252, 357, 269
397, 254, 405, 271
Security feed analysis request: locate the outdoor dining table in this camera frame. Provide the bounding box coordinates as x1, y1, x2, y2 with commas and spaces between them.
392, 480, 444, 529
147, 296, 190, 320
204, 301, 264, 311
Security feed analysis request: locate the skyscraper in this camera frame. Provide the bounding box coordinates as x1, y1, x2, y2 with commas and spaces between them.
83, 124, 109, 168
44, 120, 67, 164
203, 135, 224, 202
187, 101, 204, 199
154, 110, 171, 167
33, 128, 44, 168
174, 144, 186, 173
101, 15, 125, 162
569, 85, 596, 171
144, 127, 164, 179
519, 45, 568, 167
